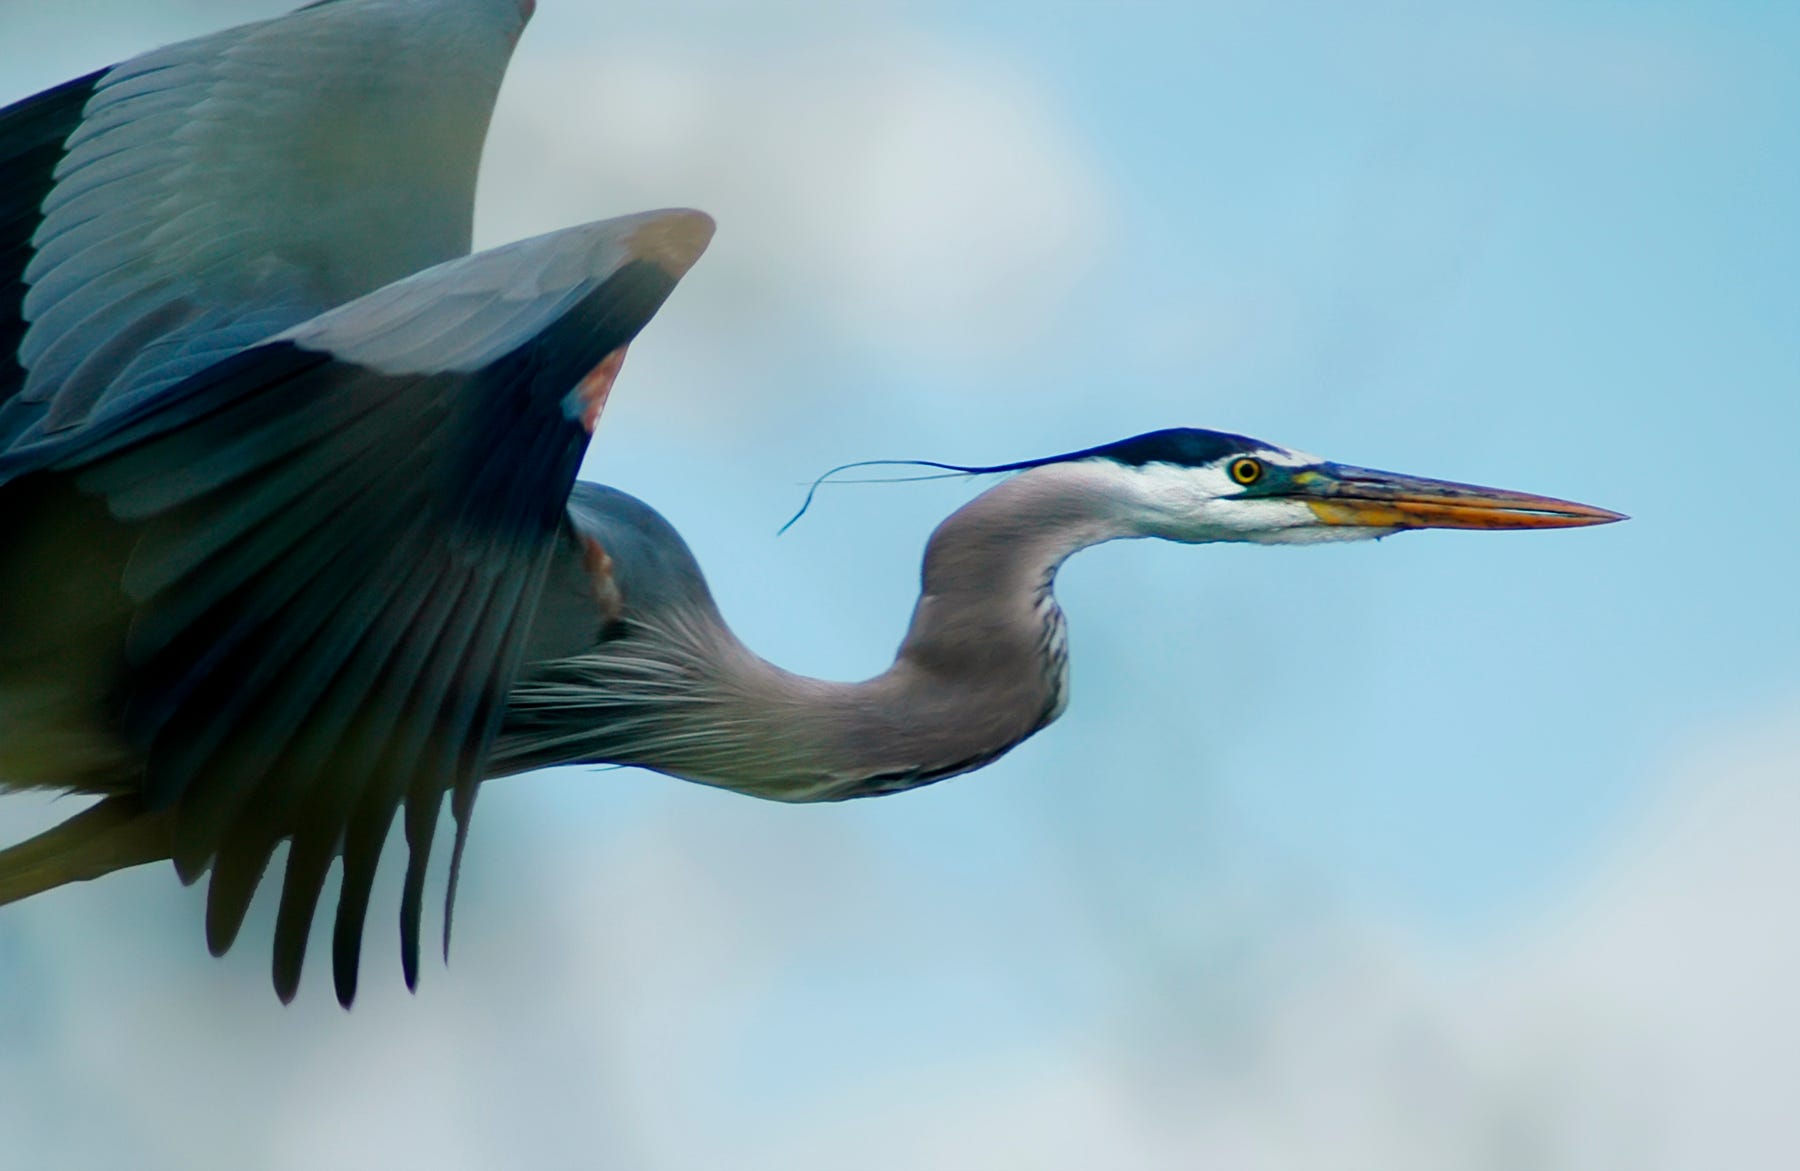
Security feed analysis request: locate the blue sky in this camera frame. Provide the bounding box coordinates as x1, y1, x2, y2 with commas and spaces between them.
1, 2, 1797, 1168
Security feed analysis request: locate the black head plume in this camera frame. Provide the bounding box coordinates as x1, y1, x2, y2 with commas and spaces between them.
779, 428, 1273, 533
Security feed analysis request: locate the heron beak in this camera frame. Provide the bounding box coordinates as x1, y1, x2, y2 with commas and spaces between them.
1292, 464, 1627, 531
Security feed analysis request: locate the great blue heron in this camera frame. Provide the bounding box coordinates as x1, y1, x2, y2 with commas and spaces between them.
0, 0, 1624, 1006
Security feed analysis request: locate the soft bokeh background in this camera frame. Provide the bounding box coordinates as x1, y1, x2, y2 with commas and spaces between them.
2, 1, 1797, 1168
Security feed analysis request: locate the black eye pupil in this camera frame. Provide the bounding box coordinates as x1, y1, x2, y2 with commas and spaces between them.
1233, 459, 1260, 484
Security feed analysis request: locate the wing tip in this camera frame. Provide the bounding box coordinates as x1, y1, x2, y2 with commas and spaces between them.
624, 209, 715, 280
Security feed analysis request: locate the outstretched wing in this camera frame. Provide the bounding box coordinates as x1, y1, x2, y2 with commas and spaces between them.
0, 0, 530, 450
0, 209, 714, 1005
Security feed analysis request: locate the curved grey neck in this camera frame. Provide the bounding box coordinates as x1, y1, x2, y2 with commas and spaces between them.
497, 463, 1143, 801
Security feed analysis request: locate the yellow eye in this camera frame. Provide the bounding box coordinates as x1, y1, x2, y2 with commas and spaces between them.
1229, 457, 1263, 486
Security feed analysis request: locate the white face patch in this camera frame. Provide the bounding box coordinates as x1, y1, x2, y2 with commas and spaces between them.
1101, 446, 1389, 546
1259, 446, 1324, 468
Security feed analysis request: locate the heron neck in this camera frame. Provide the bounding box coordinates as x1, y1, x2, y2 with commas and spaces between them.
895, 462, 1139, 672
502, 463, 1138, 801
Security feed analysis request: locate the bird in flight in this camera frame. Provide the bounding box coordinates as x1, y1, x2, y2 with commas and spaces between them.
0, 0, 1623, 1006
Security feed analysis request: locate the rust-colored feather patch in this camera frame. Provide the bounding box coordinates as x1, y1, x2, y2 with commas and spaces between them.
580, 533, 626, 624
574, 345, 628, 434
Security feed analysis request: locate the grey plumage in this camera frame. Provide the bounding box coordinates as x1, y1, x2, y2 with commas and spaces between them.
1, 0, 529, 449
0, 0, 725, 1006
0, 0, 1623, 1009
497, 466, 1134, 803
0, 211, 714, 1003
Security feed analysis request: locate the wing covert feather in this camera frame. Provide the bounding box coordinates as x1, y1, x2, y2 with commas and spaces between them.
0, 0, 530, 450
0, 71, 100, 430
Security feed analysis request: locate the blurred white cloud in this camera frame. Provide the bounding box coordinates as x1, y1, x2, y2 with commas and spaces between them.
0, 0, 1112, 376
3, 706, 1796, 1169
731, 707, 1800, 1171
476, 36, 1110, 362
1470, 707, 1800, 1170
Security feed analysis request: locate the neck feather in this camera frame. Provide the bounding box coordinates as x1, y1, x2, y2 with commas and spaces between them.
496, 463, 1142, 801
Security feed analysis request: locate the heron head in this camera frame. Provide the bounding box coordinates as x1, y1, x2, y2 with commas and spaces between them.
1040, 428, 1626, 545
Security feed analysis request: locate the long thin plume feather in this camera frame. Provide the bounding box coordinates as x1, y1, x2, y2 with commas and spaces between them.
778, 459, 1024, 534
776, 435, 1171, 535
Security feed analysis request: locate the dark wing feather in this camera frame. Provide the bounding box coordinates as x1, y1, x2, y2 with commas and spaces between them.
0, 212, 705, 1002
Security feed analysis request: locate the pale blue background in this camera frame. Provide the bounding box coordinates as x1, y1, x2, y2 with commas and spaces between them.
1, 2, 1795, 1168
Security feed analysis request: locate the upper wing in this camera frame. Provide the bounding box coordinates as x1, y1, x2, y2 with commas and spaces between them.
0, 71, 100, 432
0, 208, 714, 1005
0, 0, 530, 450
